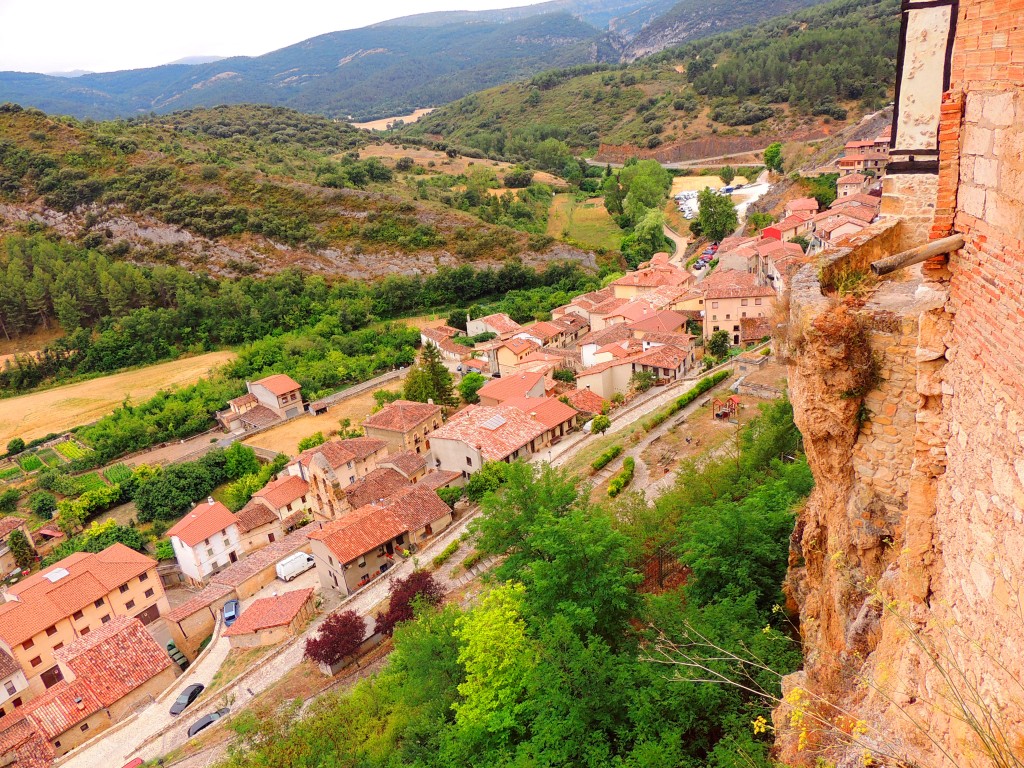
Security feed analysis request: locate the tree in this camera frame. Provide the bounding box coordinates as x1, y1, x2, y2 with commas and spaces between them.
748, 212, 774, 232
719, 166, 736, 185
297, 431, 326, 452
630, 370, 657, 393
304, 610, 367, 668
552, 368, 576, 383
446, 309, 468, 332
376, 571, 445, 636
708, 329, 731, 359
458, 372, 487, 404
763, 142, 783, 172
5, 438, 24, 457
591, 414, 611, 434
28, 491, 57, 519
790, 235, 810, 252
465, 460, 513, 502
503, 168, 534, 188
696, 188, 739, 242
224, 442, 259, 480
223, 473, 263, 511
7, 528, 34, 571
0, 489, 19, 515
403, 344, 456, 407
621, 208, 669, 269
56, 500, 85, 536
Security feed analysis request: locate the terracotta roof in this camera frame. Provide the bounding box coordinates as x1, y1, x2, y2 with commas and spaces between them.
837, 173, 868, 184
474, 313, 522, 335
633, 344, 690, 371
501, 337, 540, 356
768, 214, 813, 232
0, 544, 156, 647
417, 470, 462, 491
564, 388, 606, 414
55, 616, 173, 707
578, 324, 632, 349
0, 649, 19, 679
840, 151, 888, 163
606, 300, 657, 323
421, 328, 468, 357
428, 405, 547, 462
501, 397, 577, 430
520, 320, 568, 340
343, 467, 411, 509
611, 267, 689, 289
597, 340, 640, 358
238, 404, 282, 429
464, 358, 488, 370
0, 516, 27, 541
557, 313, 588, 333
718, 235, 758, 251
628, 309, 687, 334
165, 582, 235, 623
252, 373, 301, 396
363, 400, 441, 433
253, 474, 309, 510
589, 297, 628, 316
845, 140, 875, 150
19, 679, 102, 740
785, 197, 819, 213
641, 331, 695, 348
432, 325, 462, 338
166, 500, 237, 548
741, 316, 773, 342
296, 438, 387, 471
223, 588, 313, 637
381, 450, 428, 478
577, 354, 639, 377
815, 214, 865, 238
831, 193, 882, 209
477, 371, 545, 403
701, 270, 776, 300
211, 524, 318, 589
309, 487, 450, 564
235, 500, 279, 533
228, 393, 257, 409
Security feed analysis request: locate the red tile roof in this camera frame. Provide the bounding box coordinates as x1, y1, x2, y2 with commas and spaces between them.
837, 173, 868, 185
701, 270, 776, 300
421, 327, 468, 357
831, 193, 882, 209
18, 680, 102, 740
501, 397, 577, 430
343, 467, 411, 509
578, 324, 633, 349
475, 313, 522, 335
432, 325, 461, 338
166, 500, 237, 548
628, 309, 687, 334
235, 500, 279, 533
589, 297, 628, 316
564, 388, 606, 414
252, 373, 301, 396
165, 583, 235, 623
477, 371, 545, 403
55, 616, 173, 707
210, 524, 319, 589
520, 320, 568, 340
785, 197, 819, 213
0, 516, 28, 541
381, 450, 428, 478
363, 400, 441, 433
428, 405, 547, 462
296, 438, 388, 471
0, 545, 156, 647
501, 337, 540, 356
417, 470, 462, 491
741, 316, 774, 342
464, 358, 488, 371
611, 267, 690, 289
253, 474, 309, 510
228, 393, 257, 409
238, 404, 282, 429
634, 345, 690, 371
223, 588, 313, 637
606, 300, 657, 323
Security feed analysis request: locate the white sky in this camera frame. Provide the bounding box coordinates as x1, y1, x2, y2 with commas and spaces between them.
0, 0, 540, 74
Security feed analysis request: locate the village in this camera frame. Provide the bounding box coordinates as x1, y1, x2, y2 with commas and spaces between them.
0, 129, 889, 768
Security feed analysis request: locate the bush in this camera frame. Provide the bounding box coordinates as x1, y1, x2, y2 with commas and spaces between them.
607, 457, 635, 497
376, 571, 444, 636
154, 539, 175, 560
6, 438, 25, 457
591, 414, 611, 434
591, 445, 623, 472
18, 454, 42, 472
0, 489, 20, 514
437, 486, 464, 510
465, 461, 512, 502
297, 432, 327, 452
431, 541, 461, 569
27, 491, 57, 519
552, 368, 576, 383
305, 610, 367, 668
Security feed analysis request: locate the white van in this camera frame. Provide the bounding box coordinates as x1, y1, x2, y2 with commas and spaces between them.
276, 552, 315, 582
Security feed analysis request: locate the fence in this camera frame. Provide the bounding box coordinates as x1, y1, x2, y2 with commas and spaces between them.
636, 545, 690, 594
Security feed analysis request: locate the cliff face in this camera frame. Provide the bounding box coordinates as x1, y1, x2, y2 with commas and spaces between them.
775, 3, 1024, 762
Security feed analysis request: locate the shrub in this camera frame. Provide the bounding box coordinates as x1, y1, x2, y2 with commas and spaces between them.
437, 486, 464, 510
27, 491, 57, 519
552, 368, 576, 383
305, 610, 367, 668
591, 414, 611, 434
297, 432, 327, 452
591, 445, 622, 471
154, 539, 175, 560
0, 489, 20, 514
376, 571, 444, 636
431, 541, 461, 569
461, 550, 484, 570
5, 438, 25, 457
607, 457, 635, 497
18, 454, 42, 472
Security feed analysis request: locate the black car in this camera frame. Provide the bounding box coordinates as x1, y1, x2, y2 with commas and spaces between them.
187, 707, 230, 737
169, 683, 205, 715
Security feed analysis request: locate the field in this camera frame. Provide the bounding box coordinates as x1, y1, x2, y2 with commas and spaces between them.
102, 463, 133, 484
76, 472, 109, 492
352, 108, 435, 131
36, 448, 63, 468
670, 175, 749, 196
546, 195, 622, 251
0, 351, 236, 445
0, 466, 22, 483
54, 440, 88, 460
18, 454, 42, 472
244, 379, 404, 455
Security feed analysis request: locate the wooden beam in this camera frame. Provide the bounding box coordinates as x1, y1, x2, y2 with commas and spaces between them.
870, 234, 964, 276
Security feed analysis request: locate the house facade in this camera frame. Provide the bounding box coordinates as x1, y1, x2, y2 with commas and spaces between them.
429, 405, 549, 475
287, 438, 390, 521
701, 271, 777, 346
166, 499, 243, 586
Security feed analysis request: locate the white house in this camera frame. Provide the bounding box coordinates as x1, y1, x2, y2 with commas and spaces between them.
165, 499, 243, 586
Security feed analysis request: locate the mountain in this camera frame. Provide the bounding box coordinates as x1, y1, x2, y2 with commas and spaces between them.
165, 56, 225, 66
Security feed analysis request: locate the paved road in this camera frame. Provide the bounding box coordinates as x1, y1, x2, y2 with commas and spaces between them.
663, 224, 688, 259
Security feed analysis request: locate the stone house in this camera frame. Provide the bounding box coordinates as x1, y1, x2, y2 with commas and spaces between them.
701, 270, 776, 345
223, 588, 316, 649
363, 400, 443, 454
466, 313, 522, 339
285, 438, 389, 522
428, 405, 549, 475
219, 374, 303, 430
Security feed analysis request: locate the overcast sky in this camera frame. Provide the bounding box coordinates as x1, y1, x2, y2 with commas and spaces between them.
0, 0, 541, 74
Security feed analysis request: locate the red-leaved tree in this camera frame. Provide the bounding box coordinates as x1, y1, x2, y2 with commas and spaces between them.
376, 571, 444, 636
304, 610, 366, 667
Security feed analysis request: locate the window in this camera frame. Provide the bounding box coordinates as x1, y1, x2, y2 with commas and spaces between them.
328, 555, 334, 566
726, 314, 731, 320
755, 298, 762, 305
5, 681, 16, 696
349, 476, 355, 484
466, 456, 472, 467
741, 299, 749, 306
101, 615, 111, 624
139, 572, 148, 582
144, 588, 154, 598
12, 698, 21, 708
733, 325, 740, 332
22, 639, 33, 651
125, 600, 135, 610
94, 599, 104, 609
80, 723, 89, 732
52, 643, 62, 651
207, 549, 214, 558
119, 584, 130, 594
72, 611, 83, 621
29, 657, 41, 668
712, 301, 719, 309
80, 627, 90, 636
713, 326, 720, 332
742, 312, 747, 318
268, 533, 276, 544
45, 625, 57, 637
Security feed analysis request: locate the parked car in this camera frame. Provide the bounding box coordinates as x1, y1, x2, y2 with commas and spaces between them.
170, 683, 204, 715
276, 552, 315, 582
187, 707, 230, 738
222, 599, 240, 627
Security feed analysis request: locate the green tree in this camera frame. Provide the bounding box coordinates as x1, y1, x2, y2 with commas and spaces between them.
708, 329, 731, 358
404, 343, 456, 407
297, 431, 326, 452
373, 389, 402, 409
223, 473, 264, 512
630, 370, 657, 392
763, 142, 783, 172
0, 489, 19, 514
7, 528, 34, 571
696, 188, 739, 242
719, 166, 736, 185
591, 414, 611, 434
465, 460, 513, 502
790, 235, 810, 252
458, 372, 487, 404
28, 491, 57, 519
5, 438, 25, 457
748, 212, 775, 232
224, 442, 260, 480
621, 208, 669, 269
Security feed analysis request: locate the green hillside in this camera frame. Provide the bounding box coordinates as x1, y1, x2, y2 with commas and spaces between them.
402, 0, 898, 163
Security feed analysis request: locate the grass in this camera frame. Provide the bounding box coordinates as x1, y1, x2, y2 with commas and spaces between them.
54, 440, 88, 460
18, 454, 42, 472
0, 466, 22, 482
103, 463, 133, 484
546, 194, 622, 252
76, 472, 109, 492
36, 448, 63, 467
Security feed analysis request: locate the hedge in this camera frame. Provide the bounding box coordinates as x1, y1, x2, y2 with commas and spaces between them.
643, 371, 733, 432
431, 541, 461, 569
608, 457, 635, 497
591, 445, 623, 472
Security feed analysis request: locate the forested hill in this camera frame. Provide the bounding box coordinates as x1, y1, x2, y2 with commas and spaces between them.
0, 103, 594, 282
402, 0, 898, 163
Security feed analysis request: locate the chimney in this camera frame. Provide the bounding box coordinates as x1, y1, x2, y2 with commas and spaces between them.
74, 697, 84, 710
208, 497, 214, 505
427, 398, 434, 405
